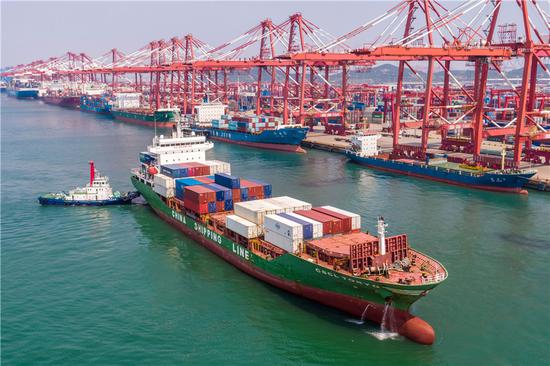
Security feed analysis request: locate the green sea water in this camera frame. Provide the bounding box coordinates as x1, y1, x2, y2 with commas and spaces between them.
2, 94, 549, 365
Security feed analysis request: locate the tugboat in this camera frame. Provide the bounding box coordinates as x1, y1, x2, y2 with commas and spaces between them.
38, 161, 139, 206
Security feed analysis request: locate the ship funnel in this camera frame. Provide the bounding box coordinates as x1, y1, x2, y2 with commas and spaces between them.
89, 161, 95, 185
377, 216, 387, 255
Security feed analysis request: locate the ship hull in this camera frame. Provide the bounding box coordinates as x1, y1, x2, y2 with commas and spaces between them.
112, 110, 176, 128
208, 127, 307, 153
7, 89, 39, 99
43, 96, 81, 109
79, 104, 112, 115
132, 176, 439, 344
346, 152, 535, 194
38, 197, 132, 206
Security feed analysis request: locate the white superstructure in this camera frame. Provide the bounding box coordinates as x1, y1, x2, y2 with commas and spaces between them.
138, 122, 214, 182
65, 171, 114, 201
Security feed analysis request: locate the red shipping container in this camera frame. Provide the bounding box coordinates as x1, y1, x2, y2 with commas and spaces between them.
295, 210, 342, 235
240, 179, 264, 196
184, 185, 216, 204
195, 176, 214, 184
232, 189, 241, 203
216, 201, 224, 212
312, 207, 352, 232
184, 199, 209, 214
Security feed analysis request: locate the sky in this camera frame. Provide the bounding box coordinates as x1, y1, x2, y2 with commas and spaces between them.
0, 1, 536, 68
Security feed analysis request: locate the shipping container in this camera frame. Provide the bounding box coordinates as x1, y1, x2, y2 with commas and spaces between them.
153, 184, 174, 198
240, 179, 264, 197
203, 183, 233, 201
202, 160, 231, 175
153, 173, 175, 189
264, 196, 312, 213
224, 199, 234, 211
175, 177, 203, 200
247, 179, 272, 196
319, 205, 361, 230
214, 173, 241, 189
313, 207, 352, 232
226, 214, 261, 239
161, 162, 210, 178
264, 228, 301, 254
194, 176, 215, 184
277, 213, 313, 240
234, 199, 284, 225
184, 199, 209, 214
139, 152, 155, 164
294, 210, 342, 235
284, 212, 323, 239
265, 214, 303, 240
184, 185, 216, 204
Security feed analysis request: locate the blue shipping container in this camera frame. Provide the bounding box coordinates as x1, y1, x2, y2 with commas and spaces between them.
214, 173, 240, 189
203, 183, 232, 201
175, 178, 203, 199
240, 187, 249, 201
224, 199, 234, 211
208, 202, 217, 213
248, 179, 272, 196
161, 164, 189, 178
278, 213, 313, 240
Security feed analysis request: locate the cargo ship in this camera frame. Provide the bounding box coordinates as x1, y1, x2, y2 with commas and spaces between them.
131, 124, 447, 345
43, 93, 81, 109
346, 135, 536, 194
7, 81, 39, 99
79, 95, 112, 114
112, 107, 180, 127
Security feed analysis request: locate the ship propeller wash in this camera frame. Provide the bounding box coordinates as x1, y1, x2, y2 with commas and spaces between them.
131, 122, 447, 345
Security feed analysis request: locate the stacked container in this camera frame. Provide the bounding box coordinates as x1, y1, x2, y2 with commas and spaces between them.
214, 173, 240, 189
282, 212, 324, 239
312, 207, 353, 232
318, 206, 361, 231
203, 183, 233, 211
161, 162, 210, 178
225, 215, 261, 239
183, 185, 216, 214
234, 200, 284, 225
175, 177, 203, 200
202, 160, 231, 175
153, 173, 176, 198
294, 209, 343, 235
264, 196, 312, 213
264, 214, 303, 253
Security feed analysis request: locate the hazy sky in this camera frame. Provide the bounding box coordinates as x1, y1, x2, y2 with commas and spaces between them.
1, 1, 533, 67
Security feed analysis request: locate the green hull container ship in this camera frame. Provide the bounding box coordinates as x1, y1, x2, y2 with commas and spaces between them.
112, 107, 180, 128
132, 124, 447, 345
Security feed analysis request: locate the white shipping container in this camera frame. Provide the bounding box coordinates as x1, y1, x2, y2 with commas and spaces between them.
226, 215, 261, 239
320, 206, 361, 230
265, 228, 302, 253
264, 196, 312, 213
234, 200, 284, 225
264, 214, 303, 240
284, 212, 324, 239
203, 160, 231, 175
154, 173, 175, 189
153, 185, 174, 198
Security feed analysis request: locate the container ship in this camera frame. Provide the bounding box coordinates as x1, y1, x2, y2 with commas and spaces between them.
43, 93, 81, 109
79, 94, 112, 114
347, 135, 536, 194
131, 124, 447, 345
7, 80, 39, 99
207, 114, 308, 153
112, 107, 180, 127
